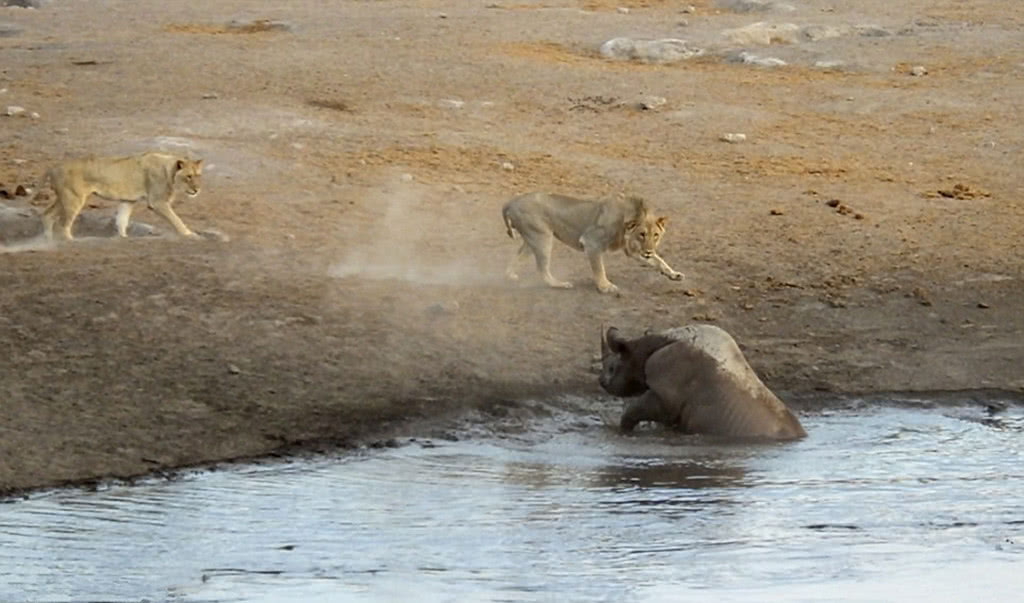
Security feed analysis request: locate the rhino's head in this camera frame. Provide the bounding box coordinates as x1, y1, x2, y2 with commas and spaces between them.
599, 327, 652, 397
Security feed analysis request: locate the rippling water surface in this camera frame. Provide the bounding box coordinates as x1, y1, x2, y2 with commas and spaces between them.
2, 400, 1023, 602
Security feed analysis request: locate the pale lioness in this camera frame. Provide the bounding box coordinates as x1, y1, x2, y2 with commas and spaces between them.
40, 152, 204, 241
501, 191, 683, 294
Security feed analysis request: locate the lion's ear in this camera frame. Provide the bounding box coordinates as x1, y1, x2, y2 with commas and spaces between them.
656, 216, 668, 228
194, 159, 204, 171
175, 159, 185, 172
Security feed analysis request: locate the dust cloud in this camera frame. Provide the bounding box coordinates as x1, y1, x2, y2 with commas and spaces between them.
328, 185, 497, 287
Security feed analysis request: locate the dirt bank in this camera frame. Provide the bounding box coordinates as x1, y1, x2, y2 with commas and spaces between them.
1, 0, 1022, 494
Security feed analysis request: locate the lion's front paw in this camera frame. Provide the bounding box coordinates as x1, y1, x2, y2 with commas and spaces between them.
667, 271, 684, 281
597, 281, 619, 294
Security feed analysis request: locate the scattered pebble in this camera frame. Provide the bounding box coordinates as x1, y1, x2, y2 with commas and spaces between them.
500, 161, 515, 171
201, 92, 219, 100
681, 5, 696, 13
769, 208, 784, 215
977, 302, 990, 309
438, 98, 464, 109
4, 105, 25, 117
227, 363, 241, 375
616, 6, 629, 14
910, 65, 928, 76
636, 95, 666, 111
399, 173, 414, 182
719, 132, 747, 143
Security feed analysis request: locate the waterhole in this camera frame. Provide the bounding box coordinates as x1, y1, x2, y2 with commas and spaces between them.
2, 398, 1022, 602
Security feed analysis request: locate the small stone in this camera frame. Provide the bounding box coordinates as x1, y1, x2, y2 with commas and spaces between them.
29, 111, 39, 119
825, 199, 841, 207
399, 173, 414, 182
677, 19, 689, 27
681, 4, 696, 13
719, 132, 747, 143
769, 208, 784, 215
426, 301, 460, 316
14, 184, 27, 196
438, 12, 447, 18
201, 92, 219, 100
636, 95, 666, 110
910, 65, 927, 76
227, 363, 241, 374
500, 161, 515, 171
4, 105, 25, 117
977, 302, 990, 309
814, 60, 845, 70
439, 98, 464, 109
616, 6, 629, 13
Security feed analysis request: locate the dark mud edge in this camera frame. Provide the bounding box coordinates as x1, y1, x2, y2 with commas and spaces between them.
3, 386, 1022, 502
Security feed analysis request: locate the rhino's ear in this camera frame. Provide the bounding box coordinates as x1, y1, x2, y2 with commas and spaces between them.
606, 327, 628, 355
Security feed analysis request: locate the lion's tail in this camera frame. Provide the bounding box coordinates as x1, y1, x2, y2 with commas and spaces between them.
502, 205, 519, 240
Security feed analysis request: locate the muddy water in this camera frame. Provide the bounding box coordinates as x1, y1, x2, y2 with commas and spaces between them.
2, 399, 1023, 602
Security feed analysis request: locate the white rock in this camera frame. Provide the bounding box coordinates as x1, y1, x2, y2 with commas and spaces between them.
723, 21, 801, 46
29, 111, 39, 119
616, 6, 629, 13
4, 105, 25, 117
439, 98, 464, 109
802, 24, 852, 41
500, 161, 515, 171
717, 0, 788, 12
399, 173, 414, 182
910, 65, 928, 76
637, 95, 667, 110
814, 60, 845, 69
720, 133, 747, 143
681, 5, 696, 13
599, 37, 704, 64
732, 51, 787, 67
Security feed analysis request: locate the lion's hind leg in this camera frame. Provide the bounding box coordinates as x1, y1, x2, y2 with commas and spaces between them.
49, 188, 86, 241
506, 240, 531, 281
40, 198, 62, 241
531, 232, 573, 289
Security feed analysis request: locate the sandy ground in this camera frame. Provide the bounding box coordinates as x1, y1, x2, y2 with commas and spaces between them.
1, 0, 1022, 494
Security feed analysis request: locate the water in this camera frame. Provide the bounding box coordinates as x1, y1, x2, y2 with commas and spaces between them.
2, 399, 1022, 602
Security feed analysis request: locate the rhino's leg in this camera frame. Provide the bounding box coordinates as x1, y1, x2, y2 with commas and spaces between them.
620, 390, 668, 433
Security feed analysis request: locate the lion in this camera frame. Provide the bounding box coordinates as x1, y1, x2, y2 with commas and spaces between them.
501, 191, 683, 294
40, 152, 204, 241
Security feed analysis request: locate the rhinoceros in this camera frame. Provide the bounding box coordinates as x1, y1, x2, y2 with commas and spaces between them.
599, 324, 806, 440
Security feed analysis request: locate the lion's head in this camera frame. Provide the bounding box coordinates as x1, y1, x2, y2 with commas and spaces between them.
173, 158, 203, 198
623, 212, 668, 260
